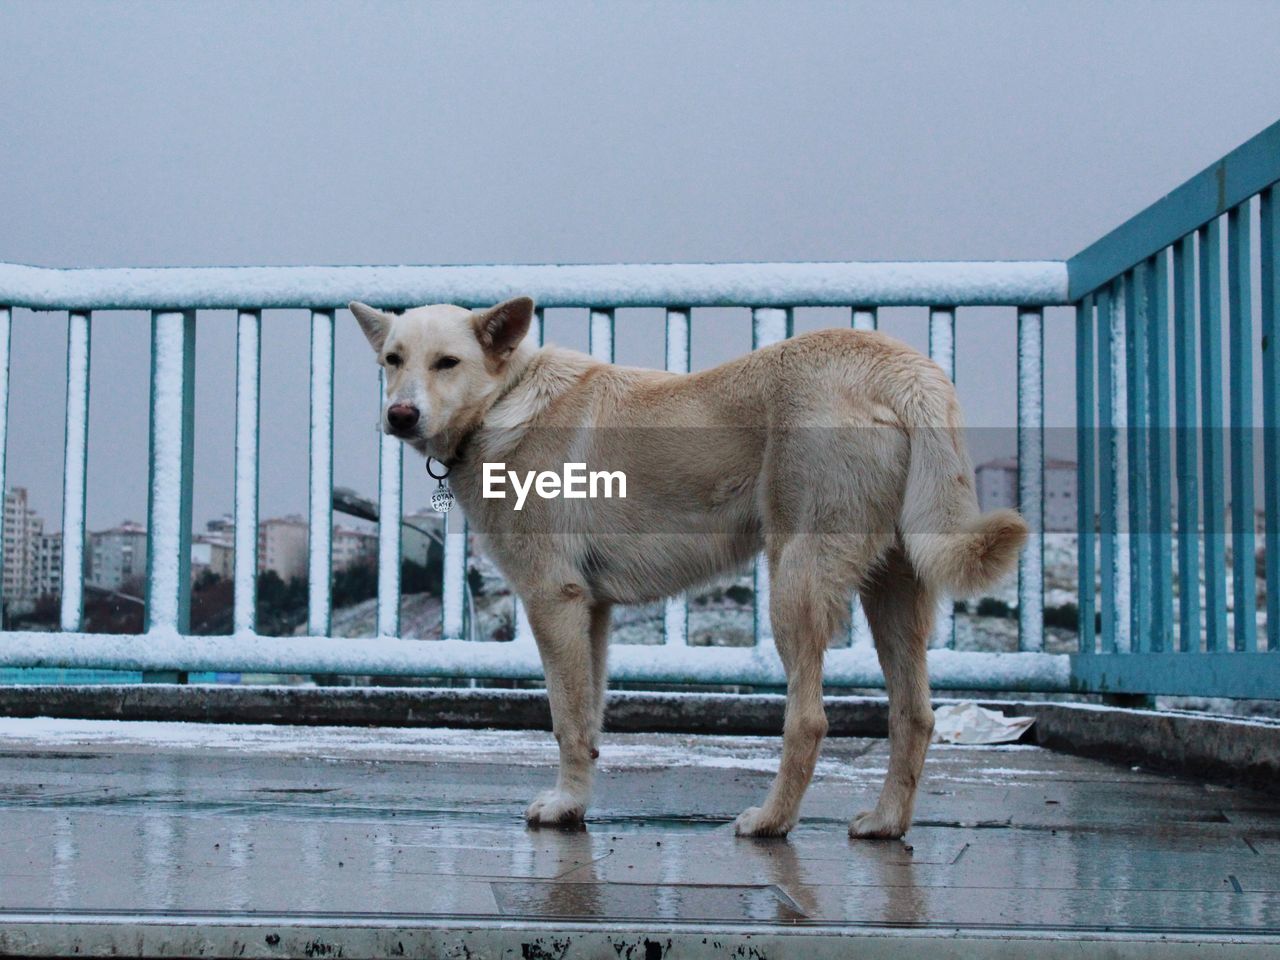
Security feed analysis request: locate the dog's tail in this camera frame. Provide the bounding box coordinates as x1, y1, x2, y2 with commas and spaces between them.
897, 366, 1028, 596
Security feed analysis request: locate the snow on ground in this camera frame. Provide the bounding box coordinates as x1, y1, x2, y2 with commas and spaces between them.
0, 717, 1054, 785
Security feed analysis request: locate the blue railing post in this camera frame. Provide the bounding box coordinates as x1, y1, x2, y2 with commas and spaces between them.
1096, 285, 1118, 654
1199, 218, 1229, 653
0, 307, 10, 624
59, 310, 91, 633
233, 309, 261, 636
1146, 250, 1173, 653
1017, 308, 1044, 652
1075, 297, 1097, 654
663, 307, 691, 648
1173, 237, 1200, 652
928, 306, 957, 649
1227, 202, 1258, 652
145, 310, 196, 637
1125, 267, 1151, 652
308, 309, 334, 637
376, 365, 403, 640
1262, 186, 1280, 654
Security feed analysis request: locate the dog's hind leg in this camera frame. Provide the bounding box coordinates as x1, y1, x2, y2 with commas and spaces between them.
733, 537, 839, 838
850, 544, 936, 840
524, 591, 598, 827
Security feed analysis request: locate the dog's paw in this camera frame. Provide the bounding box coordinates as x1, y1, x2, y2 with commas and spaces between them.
848, 808, 908, 840
733, 806, 793, 838
525, 789, 587, 828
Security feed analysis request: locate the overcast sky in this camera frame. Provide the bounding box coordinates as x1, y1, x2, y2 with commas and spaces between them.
2, 0, 1279, 531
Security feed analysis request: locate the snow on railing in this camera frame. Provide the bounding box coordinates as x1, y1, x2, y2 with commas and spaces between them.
0, 260, 1068, 311
0, 258, 1069, 690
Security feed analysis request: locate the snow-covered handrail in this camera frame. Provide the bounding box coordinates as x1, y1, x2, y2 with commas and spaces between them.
0, 259, 1070, 310
0, 629, 1071, 692
0, 255, 1068, 686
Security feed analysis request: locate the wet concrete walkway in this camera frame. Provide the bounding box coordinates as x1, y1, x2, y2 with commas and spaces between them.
0, 718, 1277, 957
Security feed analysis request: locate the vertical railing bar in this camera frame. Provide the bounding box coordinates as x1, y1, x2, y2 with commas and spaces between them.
589, 308, 615, 363
928, 306, 956, 649
1125, 266, 1151, 652
1102, 278, 1132, 653
376, 367, 403, 639
1147, 250, 1174, 653
1227, 201, 1258, 652
530, 305, 544, 349
852, 307, 878, 333
1260, 186, 1280, 654
233, 309, 261, 635
441, 501, 468, 641
0, 307, 10, 621
751, 307, 793, 649
1075, 296, 1097, 654
1016, 307, 1044, 652
1096, 286, 1117, 653
145, 309, 196, 635
59, 310, 91, 632
513, 308, 544, 648
663, 307, 691, 647
1199, 218, 1229, 652
308, 309, 335, 637
1173, 236, 1200, 652
849, 306, 877, 648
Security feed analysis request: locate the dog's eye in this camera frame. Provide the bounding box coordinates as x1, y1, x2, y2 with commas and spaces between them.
384, 352, 402, 367
434, 356, 460, 371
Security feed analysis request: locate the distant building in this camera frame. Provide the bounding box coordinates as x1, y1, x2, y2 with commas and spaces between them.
184, 511, 399, 584
190, 516, 235, 582
32, 531, 62, 599
975, 458, 1078, 532
3, 487, 61, 607
191, 536, 235, 581
258, 516, 308, 582
89, 521, 148, 591
3, 487, 39, 602
332, 526, 377, 571
205, 513, 235, 539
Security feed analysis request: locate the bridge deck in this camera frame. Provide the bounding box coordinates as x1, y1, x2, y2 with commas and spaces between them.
0, 718, 1276, 957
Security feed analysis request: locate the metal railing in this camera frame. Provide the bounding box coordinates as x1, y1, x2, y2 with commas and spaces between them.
1, 117, 1277, 700
1068, 118, 1280, 698
0, 261, 1069, 691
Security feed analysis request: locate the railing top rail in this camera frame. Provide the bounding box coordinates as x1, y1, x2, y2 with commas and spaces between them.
1067, 117, 1280, 300
0, 259, 1069, 311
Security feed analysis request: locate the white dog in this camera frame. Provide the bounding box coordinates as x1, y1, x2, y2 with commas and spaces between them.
351, 297, 1026, 839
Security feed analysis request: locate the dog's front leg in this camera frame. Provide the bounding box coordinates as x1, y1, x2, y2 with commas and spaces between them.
523, 589, 597, 827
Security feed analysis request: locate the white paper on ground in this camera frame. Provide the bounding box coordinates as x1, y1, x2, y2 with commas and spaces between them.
932, 702, 1035, 745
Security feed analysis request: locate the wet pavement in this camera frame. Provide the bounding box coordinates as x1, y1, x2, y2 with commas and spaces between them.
0, 718, 1277, 956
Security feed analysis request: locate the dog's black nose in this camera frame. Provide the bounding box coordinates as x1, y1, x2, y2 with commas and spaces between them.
386, 403, 420, 433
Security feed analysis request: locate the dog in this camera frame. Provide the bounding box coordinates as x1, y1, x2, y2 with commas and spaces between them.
350, 296, 1027, 839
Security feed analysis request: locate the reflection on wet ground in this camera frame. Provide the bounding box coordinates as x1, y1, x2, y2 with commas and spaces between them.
0, 720, 1277, 933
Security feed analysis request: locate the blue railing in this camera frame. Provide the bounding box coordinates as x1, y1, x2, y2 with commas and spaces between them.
0, 262, 1068, 691
0, 118, 1276, 700
1068, 118, 1280, 698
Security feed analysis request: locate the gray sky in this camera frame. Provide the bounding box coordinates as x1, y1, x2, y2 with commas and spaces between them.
2, 0, 1279, 531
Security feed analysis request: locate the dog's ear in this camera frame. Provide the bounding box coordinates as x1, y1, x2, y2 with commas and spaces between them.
349, 302, 392, 353
472, 297, 534, 362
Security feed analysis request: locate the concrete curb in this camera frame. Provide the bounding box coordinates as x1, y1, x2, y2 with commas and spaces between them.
0, 684, 1275, 792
